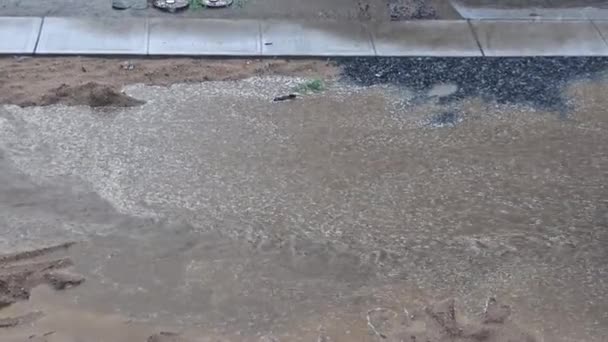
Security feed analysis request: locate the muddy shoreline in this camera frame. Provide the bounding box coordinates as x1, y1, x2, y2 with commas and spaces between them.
0, 57, 338, 107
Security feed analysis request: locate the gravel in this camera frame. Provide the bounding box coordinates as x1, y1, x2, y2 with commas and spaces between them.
388, 0, 437, 20
339, 57, 608, 109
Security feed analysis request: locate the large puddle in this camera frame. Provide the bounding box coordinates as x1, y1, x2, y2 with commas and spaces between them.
0, 72, 607, 341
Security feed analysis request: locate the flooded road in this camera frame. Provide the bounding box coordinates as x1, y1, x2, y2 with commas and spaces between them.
0, 58, 607, 341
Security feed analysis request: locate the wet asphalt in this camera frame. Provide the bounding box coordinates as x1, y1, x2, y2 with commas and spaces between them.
339, 57, 608, 110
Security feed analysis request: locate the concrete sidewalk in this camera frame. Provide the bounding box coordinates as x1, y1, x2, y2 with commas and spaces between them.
2, 16, 608, 56
451, 0, 608, 20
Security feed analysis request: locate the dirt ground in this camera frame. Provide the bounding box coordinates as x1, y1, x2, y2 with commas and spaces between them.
0, 57, 607, 341
0, 243, 84, 328
0, 57, 338, 107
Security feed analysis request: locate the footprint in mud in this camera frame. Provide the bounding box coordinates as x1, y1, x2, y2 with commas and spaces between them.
279, 235, 373, 281
0, 242, 84, 328
367, 298, 536, 342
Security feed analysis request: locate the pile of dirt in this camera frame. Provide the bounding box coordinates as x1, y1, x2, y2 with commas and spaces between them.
0, 242, 84, 328
367, 298, 536, 341
0, 57, 338, 108
40, 82, 144, 108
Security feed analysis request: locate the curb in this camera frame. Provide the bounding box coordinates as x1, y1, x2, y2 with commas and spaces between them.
3, 16, 608, 57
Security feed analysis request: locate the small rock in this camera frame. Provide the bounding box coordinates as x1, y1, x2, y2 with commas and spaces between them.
120, 61, 135, 70
483, 298, 511, 324
43, 271, 85, 290
428, 83, 458, 98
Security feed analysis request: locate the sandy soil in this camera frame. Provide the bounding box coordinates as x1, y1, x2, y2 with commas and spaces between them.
0, 57, 338, 107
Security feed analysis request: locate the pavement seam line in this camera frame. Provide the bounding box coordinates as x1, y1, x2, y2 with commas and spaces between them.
365, 23, 378, 57
590, 20, 608, 50
32, 16, 45, 54
145, 17, 150, 55
467, 19, 485, 57
257, 20, 262, 56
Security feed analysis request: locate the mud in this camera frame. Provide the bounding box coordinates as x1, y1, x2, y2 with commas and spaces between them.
0, 57, 338, 107
0, 242, 84, 327
39, 82, 145, 108
366, 298, 536, 341
0, 311, 44, 328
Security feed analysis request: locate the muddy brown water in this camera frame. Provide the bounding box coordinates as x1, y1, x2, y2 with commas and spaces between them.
0, 68, 606, 341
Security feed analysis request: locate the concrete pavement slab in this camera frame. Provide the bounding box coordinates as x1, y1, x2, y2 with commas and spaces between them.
472, 20, 608, 56
148, 18, 261, 56
591, 21, 608, 42
450, 0, 608, 20
371, 20, 481, 57
36, 17, 147, 55
261, 21, 374, 56
451, 7, 587, 20
583, 9, 608, 20
0, 17, 42, 54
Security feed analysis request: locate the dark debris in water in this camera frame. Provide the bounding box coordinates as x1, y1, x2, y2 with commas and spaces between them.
429, 111, 460, 128
338, 57, 608, 109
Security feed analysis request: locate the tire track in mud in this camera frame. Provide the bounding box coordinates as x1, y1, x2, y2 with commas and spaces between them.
0, 242, 84, 328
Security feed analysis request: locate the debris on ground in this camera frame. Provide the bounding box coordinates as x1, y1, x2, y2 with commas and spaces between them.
428, 111, 462, 128
366, 298, 537, 341
148, 331, 188, 342
44, 271, 86, 290
388, 0, 437, 20
0, 242, 84, 328
40, 82, 145, 107
120, 61, 135, 71
357, 0, 371, 20
273, 94, 297, 102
